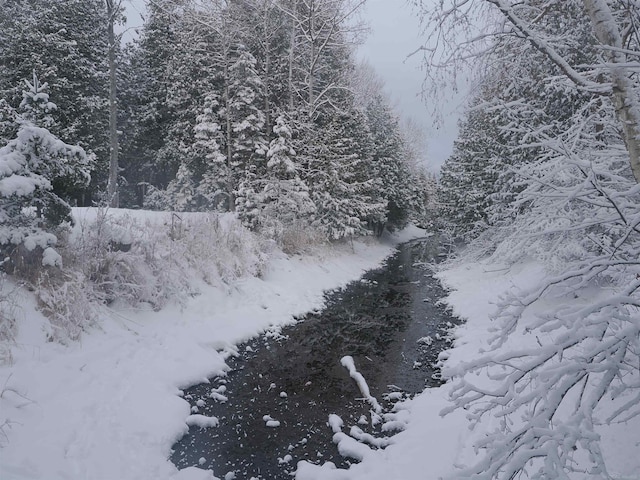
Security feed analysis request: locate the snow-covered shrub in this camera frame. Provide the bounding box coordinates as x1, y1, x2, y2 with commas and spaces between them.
64, 208, 189, 309
21, 208, 272, 342
263, 218, 326, 255
59, 209, 269, 311
36, 270, 97, 343
174, 213, 269, 284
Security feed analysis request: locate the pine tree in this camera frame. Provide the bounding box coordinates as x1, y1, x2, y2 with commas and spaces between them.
229, 46, 269, 212
0, 75, 90, 267
308, 107, 385, 240
193, 93, 229, 211
238, 115, 314, 231
119, 0, 183, 197
0, 0, 109, 203
437, 103, 501, 240
365, 95, 414, 232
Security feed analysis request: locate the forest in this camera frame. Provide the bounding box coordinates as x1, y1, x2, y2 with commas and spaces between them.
0, 0, 434, 259
429, 1, 640, 478
2, 0, 640, 479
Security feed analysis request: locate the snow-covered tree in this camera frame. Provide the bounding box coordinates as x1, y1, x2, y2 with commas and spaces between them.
0, 0, 109, 202
365, 94, 414, 232
0, 75, 90, 269
239, 115, 314, 232
120, 0, 185, 197
307, 107, 385, 240
228, 46, 268, 181
437, 101, 501, 240
419, 1, 640, 477
229, 46, 269, 212
193, 93, 230, 211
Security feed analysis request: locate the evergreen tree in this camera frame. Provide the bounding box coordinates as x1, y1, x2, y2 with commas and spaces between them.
0, 75, 90, 265
437, 103, 502, 240
228, 46, 268, 184
365, 95, 414, 232
0, 0, 109, 203
238, 115, 314, 231
193, 93, 229, 211
229, 46, 269, 212
119, 0, 184, 197
308, 107, 385, 240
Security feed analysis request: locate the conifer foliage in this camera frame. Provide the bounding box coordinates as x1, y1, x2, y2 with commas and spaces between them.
0, 0, 435, 252
112, 0, 433, 240
0, 74, 90, 266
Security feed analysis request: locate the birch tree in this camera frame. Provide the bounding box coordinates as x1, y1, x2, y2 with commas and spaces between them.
278, 0, 367, 117
419, 0, 640, 181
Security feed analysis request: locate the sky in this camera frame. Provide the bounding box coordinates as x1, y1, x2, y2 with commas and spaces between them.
123, 0, 465, 171
356, 0, 467, 171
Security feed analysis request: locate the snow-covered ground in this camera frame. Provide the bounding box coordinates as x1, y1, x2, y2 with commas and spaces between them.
0, 208, 424, 480
3, 210, 638, 480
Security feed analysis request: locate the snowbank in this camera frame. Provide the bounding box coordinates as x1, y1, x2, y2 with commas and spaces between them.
0, 208, 424, 480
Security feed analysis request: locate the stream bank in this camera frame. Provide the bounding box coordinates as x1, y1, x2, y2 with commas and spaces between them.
171, 237, 460, 479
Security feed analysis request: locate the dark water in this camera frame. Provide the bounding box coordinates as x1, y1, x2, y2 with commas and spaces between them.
171, 237, 460, 479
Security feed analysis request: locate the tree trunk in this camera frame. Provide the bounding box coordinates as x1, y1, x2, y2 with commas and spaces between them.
288, 0, 297, 112
583, 0, 640, 184
308, 0, 315, 109
224, 54, 235, 211
106, 0, 119, 207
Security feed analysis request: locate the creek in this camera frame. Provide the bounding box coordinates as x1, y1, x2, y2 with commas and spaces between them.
171, 237, 460, 479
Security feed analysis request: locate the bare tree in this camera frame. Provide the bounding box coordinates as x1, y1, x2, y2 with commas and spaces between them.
417, 0, 640, 182
277, 0, 368, 117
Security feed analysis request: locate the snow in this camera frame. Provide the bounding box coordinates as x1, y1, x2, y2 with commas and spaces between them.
297, 256, 640, 480
263, 415, 281, 428
339, 356, 382, 414
7, 207, 633, 479
185, 415, 220, 429
41, 247, 62, 267
0, 208, 421, 480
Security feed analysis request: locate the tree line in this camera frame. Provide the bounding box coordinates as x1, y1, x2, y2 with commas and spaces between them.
0, 0, 435, 253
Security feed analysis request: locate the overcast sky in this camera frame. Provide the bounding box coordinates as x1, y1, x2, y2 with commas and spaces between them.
357, 0, 466, 171
123, 0, 463, 170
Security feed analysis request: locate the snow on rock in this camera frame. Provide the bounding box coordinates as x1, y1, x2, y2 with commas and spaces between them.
348, 426, 392, 448
263, 414, 281, 428
173, 466, 216, 480
186, 414, 220, 429
210, 386, 228, 403
327, 414, 373, 462
339, 356, 382, 413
